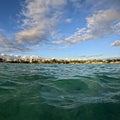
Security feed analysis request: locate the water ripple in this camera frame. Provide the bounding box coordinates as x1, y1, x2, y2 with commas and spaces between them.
0, 63, 120, 109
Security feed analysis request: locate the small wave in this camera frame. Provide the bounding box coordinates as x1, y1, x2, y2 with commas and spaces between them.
0, 63, 120, 109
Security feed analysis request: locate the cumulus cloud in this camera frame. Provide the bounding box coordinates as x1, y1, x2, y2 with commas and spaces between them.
15, 0, 67, 46
1, 0, 120, 53
111, 40, 120, 46
0, 32, 29, 53
53, 9, 120, 45
15, 28, 47, 45
0, 33, 11, 48
0, 0, 68, 53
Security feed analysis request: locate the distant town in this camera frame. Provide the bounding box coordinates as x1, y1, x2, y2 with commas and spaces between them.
0, 54, 120, 64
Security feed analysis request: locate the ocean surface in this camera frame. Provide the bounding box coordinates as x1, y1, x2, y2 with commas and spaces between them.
0, 63, 120, 120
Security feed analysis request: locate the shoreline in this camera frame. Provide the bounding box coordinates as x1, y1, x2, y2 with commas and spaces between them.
0, 59, 120, 64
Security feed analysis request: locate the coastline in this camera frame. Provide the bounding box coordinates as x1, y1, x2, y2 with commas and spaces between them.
0, 58, 120, 64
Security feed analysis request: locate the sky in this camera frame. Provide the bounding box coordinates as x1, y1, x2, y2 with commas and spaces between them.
0, 0, 120, 59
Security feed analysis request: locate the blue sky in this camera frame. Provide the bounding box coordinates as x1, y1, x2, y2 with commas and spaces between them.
0, 0, 120, 59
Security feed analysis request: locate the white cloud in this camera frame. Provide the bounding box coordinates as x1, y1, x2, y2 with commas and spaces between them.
111, 40, 120, 46
87, 9, 120, 28
68, 0, 87, 8
1, 0, 120, 53
78, 54, 103, 59
0, 0, 67, 53
65, 18, 72, 23
53, 9, 120, 45
0, 33, 11, 48
0, 32, 29, 53
15, 28, 46, 45
15, 0, 67, 46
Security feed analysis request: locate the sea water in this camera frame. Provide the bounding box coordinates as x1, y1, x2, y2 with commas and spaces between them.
0, 63, 120, 120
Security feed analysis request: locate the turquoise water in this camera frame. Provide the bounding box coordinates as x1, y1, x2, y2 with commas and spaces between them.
0, 63, 120, 120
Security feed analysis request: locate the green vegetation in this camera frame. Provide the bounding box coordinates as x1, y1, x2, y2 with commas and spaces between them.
0, 57, 120, 64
